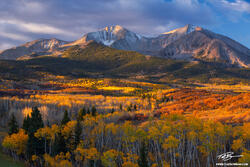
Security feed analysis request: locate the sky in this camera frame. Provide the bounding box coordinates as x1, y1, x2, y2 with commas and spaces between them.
0, 0, 250, 50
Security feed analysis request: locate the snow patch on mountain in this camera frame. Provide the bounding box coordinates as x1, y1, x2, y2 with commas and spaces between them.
102, 40, 115, 46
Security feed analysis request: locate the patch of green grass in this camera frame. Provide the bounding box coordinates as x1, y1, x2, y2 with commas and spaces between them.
0, 151, 26, 167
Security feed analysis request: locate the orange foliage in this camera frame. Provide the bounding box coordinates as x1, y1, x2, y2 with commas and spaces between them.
157, 89, 250, 123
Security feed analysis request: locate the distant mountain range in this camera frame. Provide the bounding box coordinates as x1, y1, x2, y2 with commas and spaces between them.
0, 24, 249, 67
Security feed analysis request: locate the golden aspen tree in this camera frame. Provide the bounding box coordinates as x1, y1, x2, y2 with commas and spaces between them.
61, 121, 77, 151
232, 139, 244, 152
2, 129, 28, 155
238, 150, 250, 164
101, 149, 120, 167
163, 135, 180, 167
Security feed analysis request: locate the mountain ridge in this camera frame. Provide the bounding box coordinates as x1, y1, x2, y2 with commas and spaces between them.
0, 24, 249, 67
0, 41, 249, 85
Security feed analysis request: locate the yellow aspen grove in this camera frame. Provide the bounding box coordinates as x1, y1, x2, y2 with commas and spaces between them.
1, 87, 249, 167
238, 151, 250, 164
242, 123, 250, 141
122, 152, 139, 165
32, 154, 39, 161
31, 154, 40, 167
58, 160, 73, 167
163, 135, 180, 167
74, 147, 100, 166
44, 154, 56, 167
2, 129, 28, 155
101, 149, 120, 167
44, 152, 72, 167
232, 138, 244, 152
61, 120, 77, 151
122, 161, 139, 167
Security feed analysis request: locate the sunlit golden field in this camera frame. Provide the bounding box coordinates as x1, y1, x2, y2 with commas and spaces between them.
196, 83, 250, 93
0, 78, 249, 125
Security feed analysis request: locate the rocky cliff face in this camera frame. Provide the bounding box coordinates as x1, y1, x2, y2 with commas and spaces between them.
161, 29, 250, 67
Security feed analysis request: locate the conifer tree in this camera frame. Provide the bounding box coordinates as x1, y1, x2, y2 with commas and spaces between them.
61, 110, 70, 125
138, 141, 149, 167
8, 113, 18, 135
74, 120, 82, 149
127, 105, 132, 112
77, 107, 86, 121
26, 107, 44, 157
87, 108, 90, 115
91, 106, 97, 117
22, 115, 30, 132
46, 120, 50, 127
119, 104, 123, 111
134, 104, 137, 110
29, 107, 44, 133
53, 132, 67, 155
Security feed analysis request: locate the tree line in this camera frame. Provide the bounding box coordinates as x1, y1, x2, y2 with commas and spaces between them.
2, 107, 250, 167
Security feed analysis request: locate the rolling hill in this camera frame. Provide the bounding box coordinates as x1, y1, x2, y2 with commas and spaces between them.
0, 42, 249, 85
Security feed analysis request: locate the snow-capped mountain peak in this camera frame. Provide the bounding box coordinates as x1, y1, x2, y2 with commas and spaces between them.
76, 25, 123, 46
23, 38, 67, 50
74, 25, 142, 47
93, 25, 127, 46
